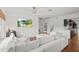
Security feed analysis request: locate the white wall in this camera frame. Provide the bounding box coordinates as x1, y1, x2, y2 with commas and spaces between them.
1, 8, 79, 37
1, 8, 39, 37
48, 12, 79, 30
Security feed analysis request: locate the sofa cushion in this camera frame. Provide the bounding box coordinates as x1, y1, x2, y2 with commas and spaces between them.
38, 35, 55, 46
15, 37, 39, 52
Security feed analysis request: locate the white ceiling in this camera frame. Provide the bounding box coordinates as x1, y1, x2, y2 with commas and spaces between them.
38, 7, 79, 17
0, 7, 79, 17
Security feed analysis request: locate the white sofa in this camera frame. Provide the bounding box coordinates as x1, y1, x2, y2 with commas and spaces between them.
29, 29, 69, 52
29, 35, 68, 52
0, 31, 69, 52
7, 34, 68, 52
8, 37, 40, 52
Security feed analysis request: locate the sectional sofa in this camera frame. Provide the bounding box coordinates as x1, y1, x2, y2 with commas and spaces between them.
0, 29, 69, 52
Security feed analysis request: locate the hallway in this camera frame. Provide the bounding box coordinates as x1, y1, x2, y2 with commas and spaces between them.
63, 35, 79, 52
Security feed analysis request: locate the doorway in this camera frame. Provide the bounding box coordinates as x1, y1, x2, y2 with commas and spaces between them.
39, 17, 47, 34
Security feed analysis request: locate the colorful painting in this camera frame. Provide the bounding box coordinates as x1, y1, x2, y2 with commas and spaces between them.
17, 18, 32, 27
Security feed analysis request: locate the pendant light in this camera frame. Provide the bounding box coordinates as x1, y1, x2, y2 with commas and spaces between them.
32, 7, 39, 16
0, 9, 6, 21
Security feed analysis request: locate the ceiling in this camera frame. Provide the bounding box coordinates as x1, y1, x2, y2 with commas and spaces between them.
38, 7, 79, 17
0, 7, 79, 17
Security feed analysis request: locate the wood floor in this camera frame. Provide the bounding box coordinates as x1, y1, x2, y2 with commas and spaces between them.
63, 35, 79, 52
